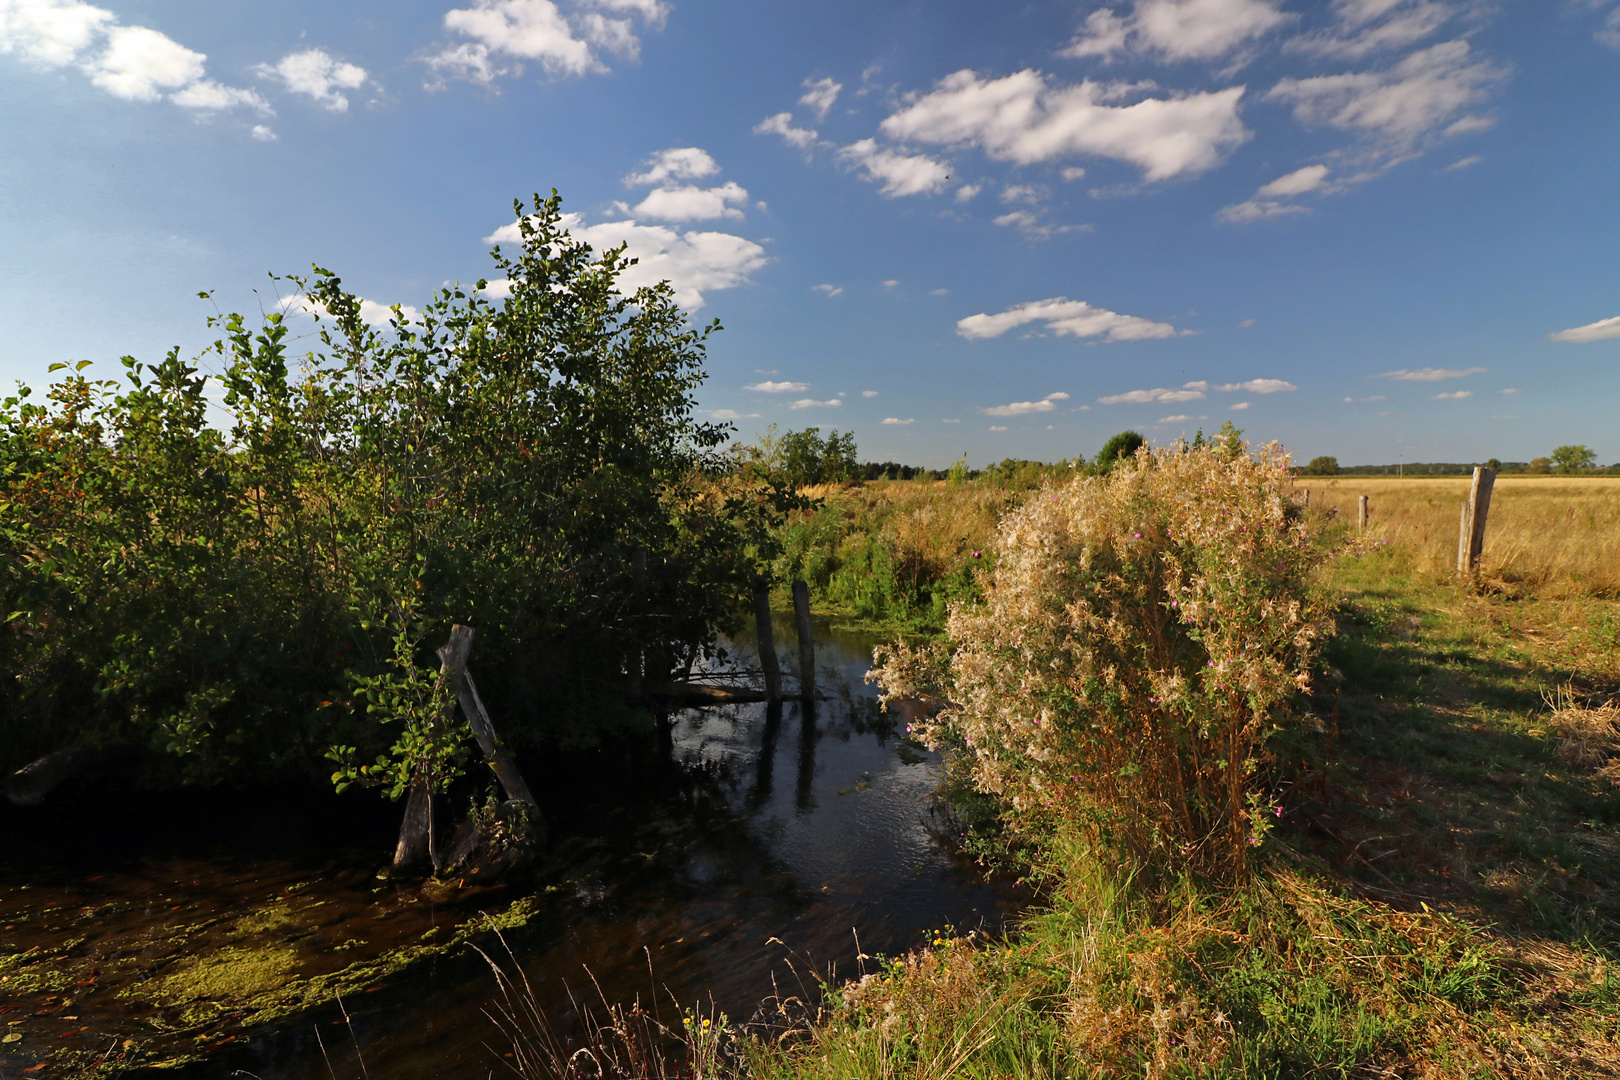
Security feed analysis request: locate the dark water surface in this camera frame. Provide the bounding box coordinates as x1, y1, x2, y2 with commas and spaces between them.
0, 620, 1020, 1078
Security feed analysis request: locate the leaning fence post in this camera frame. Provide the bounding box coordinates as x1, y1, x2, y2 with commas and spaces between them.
753, 581, 782, 702
1456, 466, 1496, 576
1358, 494, 1368, 530
792, 580, 815, 700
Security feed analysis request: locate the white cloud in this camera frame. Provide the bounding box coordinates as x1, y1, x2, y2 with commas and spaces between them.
882, 416, 914, 425
708, 408, 760, 420
957, 296, 1183, 342
942, 418, 961, 423
624, 146, 718, 186
1343, 394, 1386, 402
1496, 387, 1520, 395
930, 288, 949, 295
424, 0, 665, 87
256, 47, 367, 111
1600, 3, 1620, 49
880, 69, 1249, 182
0, 0, 113, 67
862, 390, 880, 397
1098, 386, 1206, 404
790, 398, 841, 409
1000, 183, 1045, 204
281, 294, 421, 327
485, 211, 767, 310
954, 183, 983, 202
1444, 154, 1481, 170
1289, 0, 1454, 61
812, 283, 843, 297
1238, 317, 1254, 327
1267, 39, 1501, 153
981, 392, 1069, 417
744, 380, 808, 393
1371, 365, 1484, 380
799, 75, 841, 120
0, 0, 268, 113
1061, 166, 1088, 181
988, 425, 1008, 431
881, 280, 898, 289
1229, 401, 1250, 410
251, 123, 277, 141
1158, 413, 1208, 423
1258, 163, 1330, 197
1214, 377, 1296, 393
631, 181, 749, 221
1218, 163, 1331, 222
838, 138, 951, 197
991, 210, 1089, 240
754, 112, 818, 149
1062, 0, 1291, 62
1433, 389, 1472, 399
1550, 316, 1620, 343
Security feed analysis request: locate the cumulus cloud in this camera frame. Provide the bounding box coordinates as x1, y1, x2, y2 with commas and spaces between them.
880, 69, 1249, 182
954, 183, 983, 202
790, 398, 841, 409
1229, 401, 1250, 409
1550, 316, 1620, 343
484, 211, 766, 310
744, 380, 808, 393
838, 138, 951, 197
1433, 389, 1472, 399
799, 75, 841, 120
255, 47, 367, 111
981, 392, 1070, 417
624, 146, 718, 185
1218, 163, 1333, 222
0, 3, 269, 114
1444, 154, 1481, 170
1158, 413, 1208, 423
1496, 388, 1520, 395
1343, 394, 1387, 402
863, 389, 880, 396
957, 297, 1183, 342
708, 408, 760, 420
1267, 39, 1501, 153
812, 283, 843, 297
754, 111, 818, 149
1214, 377, 1296, 393
988, 425, 1008, 431
251, 123, 277, 141
631, 180, 749, 221
882, 416, 914, 425
1289, 0, 1454, 60
281, 294, 421, 328
1000, 183, 1046, 204
1371, 365, 1484, 380
423, 0, 666, 87
1098, 385, 1206, 404
1062, 0, 1291, 62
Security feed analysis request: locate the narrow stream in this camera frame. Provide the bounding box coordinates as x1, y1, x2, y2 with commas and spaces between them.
0, 619, 1021, 1078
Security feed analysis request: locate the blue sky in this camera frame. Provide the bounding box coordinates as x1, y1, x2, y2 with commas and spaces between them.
2, 0, 1618, 467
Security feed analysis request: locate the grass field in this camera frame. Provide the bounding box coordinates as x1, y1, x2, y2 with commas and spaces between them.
1305, 476, 1620, 596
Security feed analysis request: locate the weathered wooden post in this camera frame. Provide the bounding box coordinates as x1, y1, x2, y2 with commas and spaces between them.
1302, 488, 1310, 508
1358, 494, 1369, 530
439, 625, 539, 812
753, 581, 782, 702
792, 580, 815, 700
1456, 466, 1496, 576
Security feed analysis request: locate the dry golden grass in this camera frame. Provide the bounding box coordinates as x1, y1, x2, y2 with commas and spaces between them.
801, 479, 1010, 578
1304, 476, 1620, 594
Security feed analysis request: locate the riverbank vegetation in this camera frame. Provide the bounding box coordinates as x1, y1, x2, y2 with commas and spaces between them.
510, 449, 1620, 1078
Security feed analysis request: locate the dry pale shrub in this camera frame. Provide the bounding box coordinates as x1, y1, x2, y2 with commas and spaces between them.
873, 443, 1337, 882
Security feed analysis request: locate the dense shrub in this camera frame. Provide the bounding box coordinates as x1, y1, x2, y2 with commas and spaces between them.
0, 194, 768, 788
873, 441, 1337, 882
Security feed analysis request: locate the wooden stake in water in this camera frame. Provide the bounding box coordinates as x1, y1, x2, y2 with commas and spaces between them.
792, 580, 815, 700
1456, 466, 1496, 576
754, 582, 782, 702
1358, 494, 1369, 530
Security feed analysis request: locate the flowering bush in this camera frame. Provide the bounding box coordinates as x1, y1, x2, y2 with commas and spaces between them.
872, 441, 1337, 882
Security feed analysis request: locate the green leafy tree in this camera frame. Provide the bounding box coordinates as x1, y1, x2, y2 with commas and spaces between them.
0, 192, 766, 792
1552, 445, 1596, 474
1093, 431, 1146, 474
1304, 455, 1340, 476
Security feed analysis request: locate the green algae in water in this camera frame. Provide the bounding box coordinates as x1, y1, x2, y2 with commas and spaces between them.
147, 944, 302, 1006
